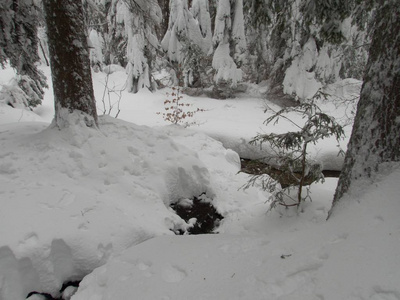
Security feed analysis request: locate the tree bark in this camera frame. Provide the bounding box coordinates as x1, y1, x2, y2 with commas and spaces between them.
43, 0, 98, 128
328, 0, 400, 217
157, 0, 170, 40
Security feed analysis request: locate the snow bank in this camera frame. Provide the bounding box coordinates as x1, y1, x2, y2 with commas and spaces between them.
73, 166, 400, 300
88, 68, 349, 171
0, 116, 252, 299
1, 63, 398, 300
0, 103, 45, 124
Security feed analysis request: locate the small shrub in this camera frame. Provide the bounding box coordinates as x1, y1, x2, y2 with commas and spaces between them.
100, 71, 126, 118
244, 90, 345, 211
157, 87, 205, 127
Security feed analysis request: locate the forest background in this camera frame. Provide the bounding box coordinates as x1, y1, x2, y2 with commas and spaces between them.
0, 0, 376, 107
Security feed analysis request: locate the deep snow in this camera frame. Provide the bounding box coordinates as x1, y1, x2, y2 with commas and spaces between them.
0, 66, 399, 300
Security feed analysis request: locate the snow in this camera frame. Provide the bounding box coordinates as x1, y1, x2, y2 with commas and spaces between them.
191, 0, 212, 52
283, 37, 322, 100
212, 0, 245, 86
88, 29, 104, 67
212, 43, 242, 87
0, 65, 399, 300
283, 36, 344, 102
231, 0, 246, 54
74, 175, 400, 300
161, 0, 207, 63
213, 0, 231, 45
103, 0, 161, 93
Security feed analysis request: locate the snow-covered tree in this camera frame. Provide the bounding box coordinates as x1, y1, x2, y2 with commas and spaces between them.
162, 0, 196, 62
161, 0, 212, 87
242, 0, 374, 101
190, 0, 212, 52
124, 0, 162, 93
339, 0, 377, 80
43, 0, 98, 128
82, 0, 107, 70
242, 0, 271, 83
89, 28, 105, 71
184, 0, 213, 88
156, 0, 170, 40
0, 0, 47, 107
82, 0, 162, 92
104, 0, 162, 93
101, 0, 127, 67
212, 0, 246, 88
329, 0, 400, 217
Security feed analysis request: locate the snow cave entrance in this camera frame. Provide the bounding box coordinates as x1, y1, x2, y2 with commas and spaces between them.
170, 193, 224, 235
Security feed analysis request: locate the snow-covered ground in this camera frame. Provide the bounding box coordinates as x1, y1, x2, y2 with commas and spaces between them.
0, 66, 399, 300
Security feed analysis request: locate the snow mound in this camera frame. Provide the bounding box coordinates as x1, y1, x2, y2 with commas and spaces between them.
102, 64, 125, 75
73, 166, 400, 300
0, 102, 45, 124
0, 116, 246, 298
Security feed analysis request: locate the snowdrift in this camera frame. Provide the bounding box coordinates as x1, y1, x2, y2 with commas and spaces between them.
74, 165, 400, 300
0, 115, 247, 298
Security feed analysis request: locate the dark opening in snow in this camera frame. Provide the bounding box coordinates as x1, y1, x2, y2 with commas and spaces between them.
27, 280, 81, 300
170, 193, 224, 235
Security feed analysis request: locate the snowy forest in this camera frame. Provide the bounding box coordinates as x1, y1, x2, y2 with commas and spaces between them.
0, 0, 399, 299
1, 0, 378, 104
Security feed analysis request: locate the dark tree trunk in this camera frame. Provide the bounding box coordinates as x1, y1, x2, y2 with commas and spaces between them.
157, 0, 170, 40
209, 0, 216, 36
43, 0, 98, 128
329, 0, 400, 217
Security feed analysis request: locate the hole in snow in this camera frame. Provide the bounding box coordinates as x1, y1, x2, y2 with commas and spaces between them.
26, 280, 81, 300
170, 193, 224, 235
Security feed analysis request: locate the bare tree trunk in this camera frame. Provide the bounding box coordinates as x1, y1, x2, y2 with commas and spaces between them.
43, 0, 98, 128
39, 41, 49, 67
328, 0, 400, 218
157, 0, 170, 40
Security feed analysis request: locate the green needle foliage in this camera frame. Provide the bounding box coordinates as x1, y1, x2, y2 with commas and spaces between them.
245, 90, 345, 211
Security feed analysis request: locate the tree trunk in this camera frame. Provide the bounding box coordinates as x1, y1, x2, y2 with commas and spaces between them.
43, 0, 98, 128
157, 0, 170, 40
328, 0, 400, 217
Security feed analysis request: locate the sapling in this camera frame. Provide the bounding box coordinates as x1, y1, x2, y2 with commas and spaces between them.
157, 87, 205, 127
245, 90, 345, 210
100, 71, 126, 118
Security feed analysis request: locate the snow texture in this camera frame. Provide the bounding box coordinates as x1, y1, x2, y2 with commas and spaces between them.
212, 0, 246, 86
161, 0, 208, 63
107, 0, 161, 93
0, 115, 239, 297
1, 64, 398, 300
191, 0, 212, 52
212, 43, 242, 87
89, 29, 104, 69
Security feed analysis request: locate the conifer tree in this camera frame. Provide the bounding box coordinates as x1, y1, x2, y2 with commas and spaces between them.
212, 0, 246, 88
191, 0, 212, 52
124, 0, 162, 93
157, 0, 170, 40
0, 0, 47, 107
329, 0, 400, 217
100, 0, 162, 93
161, 0, 210, 86
43, 0, 98, 128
